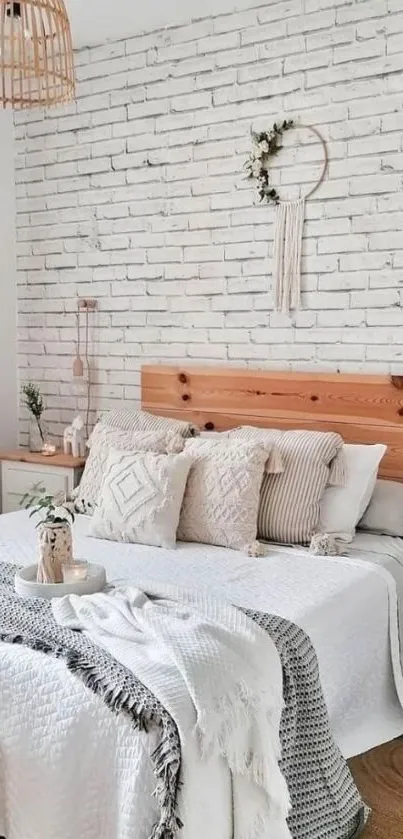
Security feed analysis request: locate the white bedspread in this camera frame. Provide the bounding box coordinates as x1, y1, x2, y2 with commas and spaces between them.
1, 511, 403, 839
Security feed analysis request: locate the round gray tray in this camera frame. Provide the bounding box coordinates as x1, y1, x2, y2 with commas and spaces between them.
15, 563, 107, 600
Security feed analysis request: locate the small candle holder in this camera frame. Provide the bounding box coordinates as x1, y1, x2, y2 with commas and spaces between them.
42, 442, 57, 457
62, 560, 89, 583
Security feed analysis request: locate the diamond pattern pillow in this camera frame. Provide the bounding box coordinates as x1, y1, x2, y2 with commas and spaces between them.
74, 423, 184, 515
90, 449, 193, 549
177, 438, 269, 550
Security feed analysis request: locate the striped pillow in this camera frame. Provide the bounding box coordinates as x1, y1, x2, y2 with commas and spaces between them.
101, 408, 199, 439
228, 427, 344, 545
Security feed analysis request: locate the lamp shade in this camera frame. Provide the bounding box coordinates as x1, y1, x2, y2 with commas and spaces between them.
0, 0, 75, 109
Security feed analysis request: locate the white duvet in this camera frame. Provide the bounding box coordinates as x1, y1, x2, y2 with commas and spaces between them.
1, 511, 403, 839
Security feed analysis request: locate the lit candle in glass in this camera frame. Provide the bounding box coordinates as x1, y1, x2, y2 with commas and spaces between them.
42, 442, 56, 456
62, 560, 88, 583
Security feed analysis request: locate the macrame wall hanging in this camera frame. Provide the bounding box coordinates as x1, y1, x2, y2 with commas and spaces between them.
245, 120, 328, 313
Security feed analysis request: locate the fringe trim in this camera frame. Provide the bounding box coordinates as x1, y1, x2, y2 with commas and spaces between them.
273, 199, 305, 313
197, 681, 290, 821
0, 630, 182, 839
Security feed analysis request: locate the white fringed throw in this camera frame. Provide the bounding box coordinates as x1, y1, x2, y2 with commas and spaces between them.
273, 198, 305, 313
53, 582, 291, 839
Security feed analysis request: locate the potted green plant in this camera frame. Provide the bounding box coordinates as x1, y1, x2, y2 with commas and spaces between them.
21, 382, 46, 452
22, 488, 75, 584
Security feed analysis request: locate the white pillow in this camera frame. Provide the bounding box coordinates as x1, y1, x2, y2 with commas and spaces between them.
319, 443, 387, 542
359, 479, 403, 537
90, 448, 193, 548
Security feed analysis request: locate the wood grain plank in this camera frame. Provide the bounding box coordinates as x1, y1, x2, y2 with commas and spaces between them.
349, 738, 403, 839
142, 365, 403, 482
142, 366, 403, 425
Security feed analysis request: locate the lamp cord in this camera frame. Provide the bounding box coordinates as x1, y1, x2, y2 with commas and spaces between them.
76, 309, 81, 359
84, 307, 91, 440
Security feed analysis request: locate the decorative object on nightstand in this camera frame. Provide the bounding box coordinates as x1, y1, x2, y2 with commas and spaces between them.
0, 450, 86, 515
42, 442, 57, 457
21, 489, 75, 584
63, 415, 87, 458
21, 381, 48, 453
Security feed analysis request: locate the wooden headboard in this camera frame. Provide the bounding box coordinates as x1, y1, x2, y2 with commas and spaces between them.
141, 365, 403, 482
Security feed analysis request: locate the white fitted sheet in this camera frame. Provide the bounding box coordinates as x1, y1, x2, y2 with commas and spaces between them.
1, 511, 403, 759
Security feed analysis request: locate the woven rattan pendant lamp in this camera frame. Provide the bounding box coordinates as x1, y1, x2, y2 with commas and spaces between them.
0, 0, 75, 109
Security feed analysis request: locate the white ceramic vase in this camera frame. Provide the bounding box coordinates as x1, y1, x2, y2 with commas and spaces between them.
37, 523, 73, 584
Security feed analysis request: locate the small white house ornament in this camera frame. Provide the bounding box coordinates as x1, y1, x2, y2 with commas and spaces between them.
63, 415, 86, 458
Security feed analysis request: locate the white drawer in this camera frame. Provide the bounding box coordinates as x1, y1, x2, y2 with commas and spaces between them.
2, 463, 70, 514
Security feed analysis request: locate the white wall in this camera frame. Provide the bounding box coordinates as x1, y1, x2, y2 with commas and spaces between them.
14, 0, 403, 443
66, 0, 274, 48
0, 112, 17, 447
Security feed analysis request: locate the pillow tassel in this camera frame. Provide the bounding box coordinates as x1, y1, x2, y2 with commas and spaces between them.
266, 447, 284, 475
328, 448, 346, 487
310, 533, 343, 557
245, 541, 267, 558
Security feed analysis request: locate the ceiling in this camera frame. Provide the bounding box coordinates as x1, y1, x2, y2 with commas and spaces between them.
66, 0, 253, 47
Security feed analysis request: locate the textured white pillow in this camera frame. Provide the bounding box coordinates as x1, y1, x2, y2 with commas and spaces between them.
319, 443, 387, 542
359, 479, 403, 537
74, 423, 184, 515
90, 449, 193, 548
177, 438, 269, 550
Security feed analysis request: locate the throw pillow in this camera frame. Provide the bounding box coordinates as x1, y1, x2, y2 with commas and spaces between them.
90, 449, 193, 549
320, 443, 387, 542
358, 479, 403, 537
74, 423, 184, 515
177, 438, 269, 550
101, 407, 199, 438
228, 427, 344, 544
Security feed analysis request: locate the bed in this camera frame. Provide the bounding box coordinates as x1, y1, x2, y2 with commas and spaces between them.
2, 366, 403, 839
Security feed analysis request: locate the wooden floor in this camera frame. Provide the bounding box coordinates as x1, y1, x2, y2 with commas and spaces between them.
349, 738, 403, 838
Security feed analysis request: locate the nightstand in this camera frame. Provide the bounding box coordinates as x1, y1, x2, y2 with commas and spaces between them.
0, 450, 86, 514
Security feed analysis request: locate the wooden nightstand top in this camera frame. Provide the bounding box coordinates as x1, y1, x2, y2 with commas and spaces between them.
0, 449, 86, 469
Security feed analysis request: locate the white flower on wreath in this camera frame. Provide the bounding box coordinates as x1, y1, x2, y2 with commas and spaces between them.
253, 146, 263, 160
259, 139, 269, 153
252, 160, 262, 177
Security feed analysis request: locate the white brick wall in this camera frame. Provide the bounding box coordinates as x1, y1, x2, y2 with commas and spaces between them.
14, 0, 403, 441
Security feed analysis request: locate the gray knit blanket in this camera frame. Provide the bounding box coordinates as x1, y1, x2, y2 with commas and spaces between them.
0, 562, 367, 839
